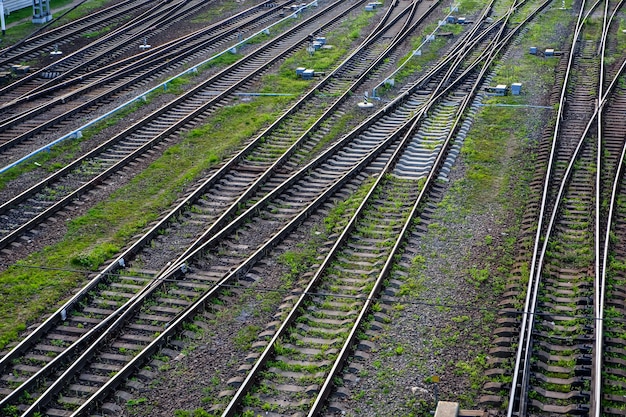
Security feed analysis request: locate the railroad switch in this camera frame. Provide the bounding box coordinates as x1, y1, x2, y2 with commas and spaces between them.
11, 64, 30, 74
50, 43, 62, 56
139, 38, 151, 50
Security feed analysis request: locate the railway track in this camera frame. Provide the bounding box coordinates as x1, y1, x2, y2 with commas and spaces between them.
0, 0, 153, 70
0, 0, 369, 251
595, 1, 626, 414
478, 33, 571, 415
0, 0, 439, 411
0, 0, 226, 101
0, 1, 288, 166
0, 0, 594, 414
600, 79, 626, 415
477, 0, 626, 414
0, 0, 528, 409
514, 33, 602, 415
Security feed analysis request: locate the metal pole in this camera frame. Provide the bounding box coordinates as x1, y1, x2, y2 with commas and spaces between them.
0, 0, 5, 36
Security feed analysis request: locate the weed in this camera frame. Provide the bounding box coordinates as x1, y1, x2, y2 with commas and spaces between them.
126, 397, 148, 407
467, 267, 489, 287
234, 325, 261, 350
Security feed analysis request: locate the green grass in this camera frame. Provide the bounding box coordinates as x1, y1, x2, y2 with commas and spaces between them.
191, 2, 243, 23
458, 0, 484, 13
233, 324, 261, 350
459, 104, 527, 204
522, 7, 572, 47
324, 179, 376, 234
618, 19, 626, 51
82, 25, 112, 39
198, 52, 242, 71
162, 73, 196, 95
173, 409, 216, 417
310, 111, 358, 153
278, 245, 319, 285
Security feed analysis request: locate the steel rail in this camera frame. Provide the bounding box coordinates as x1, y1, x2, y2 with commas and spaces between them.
0, 0, 151, 62
0, 2, 524, 412
0, 0, 362, 250
595, 1, 626, 415
598, 72, 626, 417
0, 0, 287, 120
0, 0, 420, 386
509, 0, 626, 411
0, 4, 288, 156
507, 0, 595, 413
0, 0, 214, 98
593, 0, 610, 414
0, 0, 412, 378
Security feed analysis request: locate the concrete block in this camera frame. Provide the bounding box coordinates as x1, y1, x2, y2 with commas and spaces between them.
435, 401, 459, 417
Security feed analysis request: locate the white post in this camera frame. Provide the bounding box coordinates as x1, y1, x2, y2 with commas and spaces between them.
0, 0, 5, 36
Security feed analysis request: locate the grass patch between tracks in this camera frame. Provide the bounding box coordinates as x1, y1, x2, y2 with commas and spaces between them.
458, 105, 521, 204
191, 2, 247, 24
